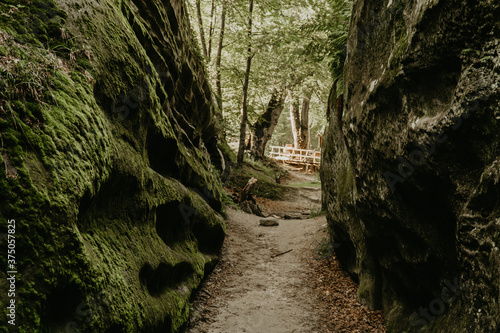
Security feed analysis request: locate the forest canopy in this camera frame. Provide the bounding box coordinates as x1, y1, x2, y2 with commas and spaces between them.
186, 0, 351, 158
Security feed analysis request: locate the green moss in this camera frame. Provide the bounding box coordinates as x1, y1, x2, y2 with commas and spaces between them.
226, 158, 287, 200
337, 163, 354, 200
0, 0, 226, 332
0, 0, 67, 48
389, 31, 408, 70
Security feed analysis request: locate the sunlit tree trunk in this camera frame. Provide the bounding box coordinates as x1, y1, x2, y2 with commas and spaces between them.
215, 1, 226, 107
289, 92, 301, 149
289, 91, 311, 149
250, 88, 286, 159
237, 0, 254, 167
196, 0, 208, 58
299, 92, 311, 149
207, 0, 216, 61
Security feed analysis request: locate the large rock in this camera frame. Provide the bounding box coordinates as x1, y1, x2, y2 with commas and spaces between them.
0, 0, 228, 332
321, 0, 499, 332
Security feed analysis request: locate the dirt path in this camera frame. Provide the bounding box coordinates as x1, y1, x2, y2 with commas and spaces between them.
185, 171, 386, 333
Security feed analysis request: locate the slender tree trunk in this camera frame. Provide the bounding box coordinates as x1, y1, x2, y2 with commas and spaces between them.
250, 88, 286, 159
289, 91, 301, 149
244, 132, 252, 150
215, 1, 226, 107
299, 92, 311, 149
207, 0, 216, 61
237, 0, 254, 167
196, 0, 208, 58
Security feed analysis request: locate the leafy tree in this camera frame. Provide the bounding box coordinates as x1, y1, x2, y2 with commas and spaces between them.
236, 0, 254, 166
301, 0, 352, 94
248, 87, 287, 159
186, 0, 351, 160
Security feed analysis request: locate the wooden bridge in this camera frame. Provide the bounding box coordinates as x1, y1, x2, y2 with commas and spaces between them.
268, 145, 321, 170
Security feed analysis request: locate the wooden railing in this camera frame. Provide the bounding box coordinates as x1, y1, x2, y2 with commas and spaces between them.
268, 146, 321, 166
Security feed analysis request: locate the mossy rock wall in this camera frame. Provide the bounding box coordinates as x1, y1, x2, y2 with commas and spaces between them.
0, 0, 227, 332
321, 0, 499, 332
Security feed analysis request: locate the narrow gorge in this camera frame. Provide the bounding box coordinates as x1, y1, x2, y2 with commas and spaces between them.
0, 0, 498, 332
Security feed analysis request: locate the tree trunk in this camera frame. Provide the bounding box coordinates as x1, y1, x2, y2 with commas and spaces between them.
237, 0, 254, 167
299, 92, 311, 149
215, 1, 226, 108
207, 0, 216, 61
238, 177, 258, 203
289, 92, 301, 149
244, 132, 252, 150
238, 177, 263, 216
250, 88, 286, 159
196, 0, 208, 58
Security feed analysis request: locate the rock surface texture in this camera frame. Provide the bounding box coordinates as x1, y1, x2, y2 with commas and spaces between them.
0, 0, 227, 332
321, 0, 500, 332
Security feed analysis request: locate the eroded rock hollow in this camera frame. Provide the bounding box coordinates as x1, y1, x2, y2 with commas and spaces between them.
322, 0, 499, 332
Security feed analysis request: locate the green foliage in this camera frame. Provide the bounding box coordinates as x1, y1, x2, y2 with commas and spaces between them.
309, 207, 326, 218
225, 156, 287, 199
300, 0, 352, 91
314, 236, 335, 259
186, 0, 338, 146
287, 181, 321, 188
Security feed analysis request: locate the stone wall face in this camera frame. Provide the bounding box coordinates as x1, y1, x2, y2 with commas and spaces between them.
321, 0, 500, 331
0, 0, 227, 331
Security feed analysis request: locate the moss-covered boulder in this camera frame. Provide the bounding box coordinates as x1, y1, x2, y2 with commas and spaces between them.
0, 0, 227, 331
321, 0, 499, 332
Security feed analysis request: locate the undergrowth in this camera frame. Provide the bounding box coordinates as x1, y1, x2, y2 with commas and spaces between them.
287, 180, 322, 187
225, 156, 288, 200
314, 237, 339, 260
309, 206, 326, 218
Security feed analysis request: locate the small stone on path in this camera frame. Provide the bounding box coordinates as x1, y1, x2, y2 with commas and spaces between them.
284, 213, 303, 220
259, 218, 279, 226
